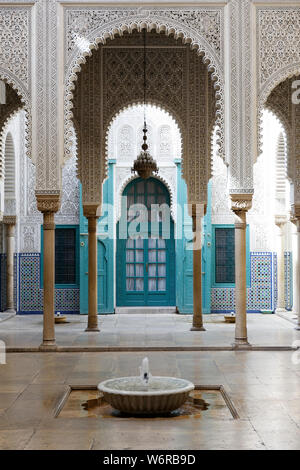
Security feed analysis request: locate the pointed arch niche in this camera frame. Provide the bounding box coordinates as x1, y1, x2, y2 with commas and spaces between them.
71, 29, 217, 211
107, 103, 182, 222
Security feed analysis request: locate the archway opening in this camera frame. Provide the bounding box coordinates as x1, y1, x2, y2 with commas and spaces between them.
79, 103, 185, 313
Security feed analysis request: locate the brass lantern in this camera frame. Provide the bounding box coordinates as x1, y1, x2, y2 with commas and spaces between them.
131, 122, 158, 179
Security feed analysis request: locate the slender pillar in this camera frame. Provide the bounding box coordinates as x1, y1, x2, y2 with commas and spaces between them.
275, 216, 287, 313
295, 217, 300, 330
291, 223, 299, 320
3, 216, 16, 314
191, 204, 206, 331
36, 194, 60, 351
231, 195, 252, 348
83, 205, 100, 332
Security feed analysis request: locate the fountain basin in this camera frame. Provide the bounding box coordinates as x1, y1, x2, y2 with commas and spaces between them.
98, 376, 194, 415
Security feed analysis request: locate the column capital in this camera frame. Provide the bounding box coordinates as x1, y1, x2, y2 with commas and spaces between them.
36, 193, 61, 214
291, 204, 300, 221
83, 204, 101, 218
275, 215, 287, 228
230, 193, 253, 213
3, 215, 16, 225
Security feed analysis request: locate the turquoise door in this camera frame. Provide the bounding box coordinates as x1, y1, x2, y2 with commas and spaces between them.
97, 240, 108, 312
117, 178, 175, 307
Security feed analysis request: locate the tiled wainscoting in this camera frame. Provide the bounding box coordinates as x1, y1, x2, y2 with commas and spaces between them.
211, 252, 284, 313
0, 253, 80, 314
0, 251, 293, 314
285, 252, 293, 311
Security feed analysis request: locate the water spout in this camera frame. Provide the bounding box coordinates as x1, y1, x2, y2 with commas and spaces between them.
140, 357, 151, 384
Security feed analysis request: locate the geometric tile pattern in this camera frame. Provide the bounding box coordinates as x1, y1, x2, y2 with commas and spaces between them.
284, 252, 293, 311
211, 252, 277, 313
18, 253, 79, 314
0, 251, 291, 315
273, 253, 278, 309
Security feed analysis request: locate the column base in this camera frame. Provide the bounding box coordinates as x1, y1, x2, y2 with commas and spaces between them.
275, 308, 287, 313
39, 341, 57, 351
4, 308, 16, 314
190, 326, 206, 331
232, 339, 252, 350
85, 327, 100, 332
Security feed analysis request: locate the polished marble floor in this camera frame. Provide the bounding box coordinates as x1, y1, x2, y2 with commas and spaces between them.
0, 313, 299, 349
0, 350, 300, 449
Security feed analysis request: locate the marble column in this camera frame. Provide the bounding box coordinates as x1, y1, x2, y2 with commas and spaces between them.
3, 216, 16, 314
275, 216, 287, 313
296, 218, 300, 330
191, 204, 206, 331
83, 205, 100, 332
293, 207, 300, 330
36, 194, 60, 350
231, 195, 252, 348
291, 222, 299, 320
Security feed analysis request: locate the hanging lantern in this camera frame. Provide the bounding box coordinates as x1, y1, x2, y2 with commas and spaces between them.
131, 122, 158, 179
131, 29, 159, 179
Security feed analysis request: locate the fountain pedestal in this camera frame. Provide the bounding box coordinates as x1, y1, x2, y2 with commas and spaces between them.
97, 358, 194, 415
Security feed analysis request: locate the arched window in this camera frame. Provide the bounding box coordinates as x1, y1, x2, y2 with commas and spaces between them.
4, 132, 15, 200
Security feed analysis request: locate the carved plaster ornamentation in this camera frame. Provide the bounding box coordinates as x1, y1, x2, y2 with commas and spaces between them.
55, 154, 80, 225
0, 5, 32, 170
0, 84, 22, 179
64, 6, 225, 187
257, 7, 300, 161
35, 0, 60, 192
36, 193, 61, 214
0, 7, 30, 89
292, 204, 300, 221
73, 31, 216, 208
4, 199, 16, 217
265, 75, 300, 204
228, 0, 254, 193
3, 215, 16, 225
230, 194, 253, 213
118, 125, 134, 160
159, 125, 172, 159
21, 225, 39, 253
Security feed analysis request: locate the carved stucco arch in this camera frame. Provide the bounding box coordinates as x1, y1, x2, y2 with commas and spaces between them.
116, 174, 176, 224
64, 12, 224, 162
258, 62, 300, 157
260, 67, 300, 198
263, 107, 290, 181
72, 28, 218, 208
0, 68, 32, 176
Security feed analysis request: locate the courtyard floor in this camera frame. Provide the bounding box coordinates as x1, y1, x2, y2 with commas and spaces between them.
0, 349, 300, 450
1, 313, 299, 450
0, 313, 299, 350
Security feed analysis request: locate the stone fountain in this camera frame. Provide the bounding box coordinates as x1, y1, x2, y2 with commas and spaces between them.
97, 358, 194, 415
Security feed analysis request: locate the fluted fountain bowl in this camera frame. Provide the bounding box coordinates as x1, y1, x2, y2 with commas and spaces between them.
98, 376, 194, 415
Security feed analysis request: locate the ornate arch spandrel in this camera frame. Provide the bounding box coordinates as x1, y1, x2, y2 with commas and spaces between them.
263, 74, 300, 204
0, 72, 32, 174
64, 7, 225, 165
257, 6, 300, 162
72, 30, 217, 208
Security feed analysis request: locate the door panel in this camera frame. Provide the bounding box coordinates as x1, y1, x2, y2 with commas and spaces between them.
117, 177, 175, 307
